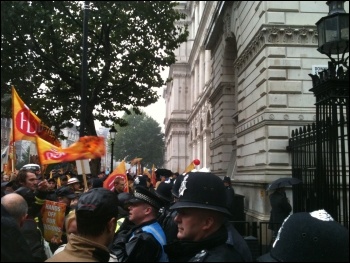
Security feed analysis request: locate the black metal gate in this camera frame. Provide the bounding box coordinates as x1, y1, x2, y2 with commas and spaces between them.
288, 63, 348, 228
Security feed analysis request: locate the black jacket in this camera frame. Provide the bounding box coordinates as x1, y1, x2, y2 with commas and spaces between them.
225, 186, 235, 219
1, 205, 35, 262
110, 219, 167, 262
157, 205, 178, 244
164, 222, 253, 262
268, 190, 292, 233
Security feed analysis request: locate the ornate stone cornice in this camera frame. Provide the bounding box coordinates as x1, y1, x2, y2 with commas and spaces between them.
173, 73, 191, 78
234, 25, 318, 76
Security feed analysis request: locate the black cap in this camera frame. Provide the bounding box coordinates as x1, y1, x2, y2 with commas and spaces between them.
60, 174, 68, 181
170, 172, 231, 216
156, 181, 173, 203
76, 188, 118, 219
155, 169, 172, 178
91, 178, 103, 188
223, 176, 231, 183
257, 210, 349, 262
128, 186, 164, 210
56, 186, 76, 199
118, 192, 133, 207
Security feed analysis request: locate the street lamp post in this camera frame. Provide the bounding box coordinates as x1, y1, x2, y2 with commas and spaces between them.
304, 0, 349, 223
109, 126, 117, 172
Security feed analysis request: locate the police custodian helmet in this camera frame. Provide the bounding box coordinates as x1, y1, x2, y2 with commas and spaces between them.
170, 172, 231, 216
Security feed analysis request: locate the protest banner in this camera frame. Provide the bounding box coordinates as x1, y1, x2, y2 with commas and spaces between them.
41, 200, 67, 242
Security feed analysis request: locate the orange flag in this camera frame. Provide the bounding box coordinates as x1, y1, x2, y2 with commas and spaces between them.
103, 160, 129, 192
151, 164, 157, 186
36, 136, 105, 165
12, 86, 61, 147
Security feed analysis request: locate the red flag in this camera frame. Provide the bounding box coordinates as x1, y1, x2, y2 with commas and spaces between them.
36, 136, 105, 165
12, 86, 61, 147
103, 160, 129, 192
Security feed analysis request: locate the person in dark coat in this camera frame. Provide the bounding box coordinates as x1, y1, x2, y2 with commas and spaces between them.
1, 193, 35, 262
268, 187, 292, 239
164, 172, 252, 262
223, 176, 235, 219
155, 181, 179, 244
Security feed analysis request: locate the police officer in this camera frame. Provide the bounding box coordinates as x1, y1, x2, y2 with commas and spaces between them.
110, 186, 168, 262
164, 171, 253, 262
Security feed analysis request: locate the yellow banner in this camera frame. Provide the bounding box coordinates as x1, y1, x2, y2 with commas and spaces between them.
12, 86, 61, 147
41, 200, 67, 242
37, 136, 106, 165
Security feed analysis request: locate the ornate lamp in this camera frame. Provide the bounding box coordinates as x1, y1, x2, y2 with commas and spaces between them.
316, 1, 349, 68
109, 126, 117, 172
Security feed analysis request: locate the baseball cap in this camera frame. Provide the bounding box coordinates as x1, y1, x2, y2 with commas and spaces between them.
170, 172, 231, 216
128, 186, 164, 210
56, 186, 76, 199
257, 209, 349, 262
76, 188, 118, 219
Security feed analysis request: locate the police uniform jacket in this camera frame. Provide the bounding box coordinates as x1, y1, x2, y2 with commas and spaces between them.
110, 219, 168, 262
164, 223, 252, 262
46, 233, 115, 262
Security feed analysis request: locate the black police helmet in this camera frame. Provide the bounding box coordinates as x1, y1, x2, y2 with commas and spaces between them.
170, 172, 231, 216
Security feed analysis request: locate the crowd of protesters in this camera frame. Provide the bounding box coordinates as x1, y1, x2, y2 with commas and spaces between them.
1, 164, 348, 262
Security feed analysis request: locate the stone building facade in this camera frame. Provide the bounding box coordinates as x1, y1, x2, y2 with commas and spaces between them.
163, 1, 349, 223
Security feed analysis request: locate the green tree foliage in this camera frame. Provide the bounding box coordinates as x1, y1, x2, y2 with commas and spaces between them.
113, 109, 164, 168
1, 1, 187, 174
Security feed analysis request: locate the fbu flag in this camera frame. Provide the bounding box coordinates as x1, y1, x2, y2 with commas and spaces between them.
12, 86, 61, 147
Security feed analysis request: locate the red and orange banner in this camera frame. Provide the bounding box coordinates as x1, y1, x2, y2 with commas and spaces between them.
103, 160, 129, 192
37, 136, 106, 165
12, 86, 61, 147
